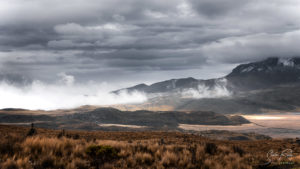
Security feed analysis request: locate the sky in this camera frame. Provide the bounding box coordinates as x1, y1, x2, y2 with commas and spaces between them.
1, 0, 300, 110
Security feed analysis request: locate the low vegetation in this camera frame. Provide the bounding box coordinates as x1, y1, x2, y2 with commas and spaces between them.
0, 125, 299, 169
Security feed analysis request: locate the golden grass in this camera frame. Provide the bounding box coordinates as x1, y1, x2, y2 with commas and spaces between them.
0, 125, 299, 169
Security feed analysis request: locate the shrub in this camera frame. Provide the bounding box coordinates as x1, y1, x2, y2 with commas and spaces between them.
205, 142, 218, 155
57, 129, 65, 138
27, 123, 37, 136
232, 145, 244, 156
41, 156, 55, 169
85, 145, 119, 167
73, 134, 80, 140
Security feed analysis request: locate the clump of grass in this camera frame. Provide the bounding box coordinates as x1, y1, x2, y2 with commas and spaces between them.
161, 150, 178, 167
67, 158, 89, 169
85, 145, 119, 168
135, 152, 153, 165
1, 159, 18, 169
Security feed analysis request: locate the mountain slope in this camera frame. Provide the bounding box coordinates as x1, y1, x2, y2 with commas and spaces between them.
114, 77, 201, 94
112, 57, 300, 113
226, 57, 300, 90
116, 57, 300, 94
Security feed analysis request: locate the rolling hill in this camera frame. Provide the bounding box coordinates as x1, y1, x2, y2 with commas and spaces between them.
0, 107, 249, 131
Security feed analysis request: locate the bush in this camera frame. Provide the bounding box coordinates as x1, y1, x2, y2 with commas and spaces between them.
57, 129, 65, 138
41, 156, 55, 169
85, 145, 119, 167
232, 145, 244, 156
27, 123, 37, 136
205, 142, 218, 155
73, 134, 80, 140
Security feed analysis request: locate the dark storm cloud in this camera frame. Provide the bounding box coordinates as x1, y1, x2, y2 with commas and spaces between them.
0, 26, 55, 49
1, 0, 300, 84
81, 48, 207, 71
188, 0, 250, 18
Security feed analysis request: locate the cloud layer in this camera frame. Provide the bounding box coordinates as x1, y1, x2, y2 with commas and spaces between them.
1, 0, 300, 85
0, 76, 147, 110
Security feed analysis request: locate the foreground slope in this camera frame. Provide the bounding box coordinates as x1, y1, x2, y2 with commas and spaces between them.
0, 125, 299, 169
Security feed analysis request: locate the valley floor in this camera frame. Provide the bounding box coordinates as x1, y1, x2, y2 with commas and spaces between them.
0, 125, 300, 169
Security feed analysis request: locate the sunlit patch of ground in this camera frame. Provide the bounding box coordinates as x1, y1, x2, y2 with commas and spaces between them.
108, 104, 174, 111
243, 115, 287, 120
179, 123, 263, 131
180, 113, 300, 138
98, 123, 147, 128
242, 113, 300, 129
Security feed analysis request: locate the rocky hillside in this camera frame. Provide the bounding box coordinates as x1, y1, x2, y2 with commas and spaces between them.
226, 57, 300, 90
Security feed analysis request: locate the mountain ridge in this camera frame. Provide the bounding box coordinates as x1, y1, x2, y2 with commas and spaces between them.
114, 57, 300, 94
110, 57, 300, 114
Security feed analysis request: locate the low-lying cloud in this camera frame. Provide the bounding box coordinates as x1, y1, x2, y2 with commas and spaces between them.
181, 79, 231, 99
0, 74, 147, 110
0, 72, 233, 110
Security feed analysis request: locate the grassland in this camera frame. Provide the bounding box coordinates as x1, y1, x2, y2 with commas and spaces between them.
0, 125, 299, 169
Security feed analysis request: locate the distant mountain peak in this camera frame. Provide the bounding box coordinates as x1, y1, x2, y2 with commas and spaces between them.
225, 57, 300, 90
227, 57, 300, 76
132, 83, 149, 88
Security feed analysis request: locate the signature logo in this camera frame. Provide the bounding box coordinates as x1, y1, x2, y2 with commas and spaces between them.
266, 149, 294, 164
